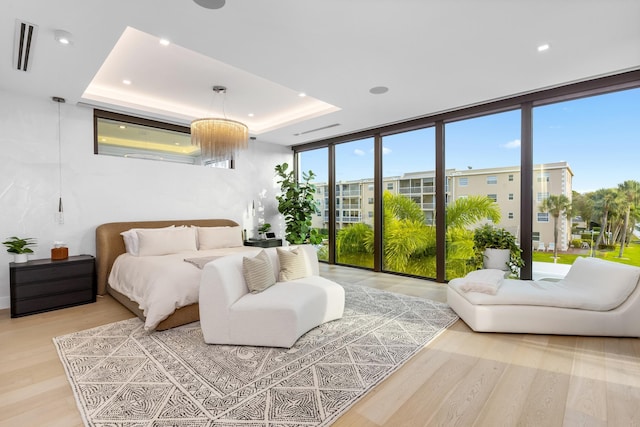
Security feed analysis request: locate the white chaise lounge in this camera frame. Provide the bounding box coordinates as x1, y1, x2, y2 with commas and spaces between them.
447, 257, 640, 337
199, 245, 345, 348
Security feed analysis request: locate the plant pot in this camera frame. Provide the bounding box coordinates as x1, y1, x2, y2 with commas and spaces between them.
13, 253, 29, 263
483, 248, 510, 271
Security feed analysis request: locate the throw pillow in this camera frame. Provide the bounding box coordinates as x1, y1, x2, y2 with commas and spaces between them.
243, 250, 276, 293
136, 227, 197, 256
277, 247, 311, 281
197, 226, 243, 249
120, 225, 175, 256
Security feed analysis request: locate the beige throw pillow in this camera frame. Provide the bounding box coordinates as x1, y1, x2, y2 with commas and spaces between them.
243, 250, 276, 293
197, 226, 243, 249
277, 247, 311, 281
136, 227, 197, 256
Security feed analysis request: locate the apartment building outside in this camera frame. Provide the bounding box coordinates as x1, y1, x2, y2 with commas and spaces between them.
313, 161, 574, 250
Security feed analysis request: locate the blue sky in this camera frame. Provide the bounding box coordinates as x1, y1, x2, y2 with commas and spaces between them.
299, 87, 639, 194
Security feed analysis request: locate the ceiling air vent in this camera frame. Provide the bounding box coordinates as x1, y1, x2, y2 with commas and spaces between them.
13, 20, 38, 72
294, 123, 340, 136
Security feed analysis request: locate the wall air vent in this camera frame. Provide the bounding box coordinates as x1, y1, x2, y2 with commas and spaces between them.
294, 123, 340, 136
13, 20, 38, 72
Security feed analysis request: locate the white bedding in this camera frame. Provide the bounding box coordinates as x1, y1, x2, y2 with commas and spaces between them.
108, 247, 259, 330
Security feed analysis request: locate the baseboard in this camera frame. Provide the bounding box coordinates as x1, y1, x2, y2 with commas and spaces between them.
0, 296, 9, 310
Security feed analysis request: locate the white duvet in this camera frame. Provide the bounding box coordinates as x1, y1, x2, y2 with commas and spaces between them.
108, 247, 259, 330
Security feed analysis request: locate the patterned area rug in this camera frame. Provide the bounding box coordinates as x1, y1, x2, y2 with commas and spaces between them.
54, 283, 458, 426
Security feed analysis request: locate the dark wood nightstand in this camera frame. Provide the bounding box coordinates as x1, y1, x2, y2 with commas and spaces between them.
243, 239, 283, 248
9, 255, 96, 318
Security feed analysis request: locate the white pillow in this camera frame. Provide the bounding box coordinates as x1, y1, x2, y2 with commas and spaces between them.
197, 226, 243, 249
136, 227, 197, 256
120, 225, 175, 256
459, 269, 505, 295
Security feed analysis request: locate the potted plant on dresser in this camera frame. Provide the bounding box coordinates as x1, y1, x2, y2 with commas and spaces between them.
473, 225, 523, 276
3, 236, 36, 263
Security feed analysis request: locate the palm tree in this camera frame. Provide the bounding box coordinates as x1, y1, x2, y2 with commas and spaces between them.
335, 192, 503, 277
616, 180, 640, 258
538, 194, 572, 260
591, 188, 617, 249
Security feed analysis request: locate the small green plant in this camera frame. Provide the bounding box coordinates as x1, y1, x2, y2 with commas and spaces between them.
275, 162, 323, 245
258, 223, 271, 234
2, 236, 36, 254
473, 225, 523, 275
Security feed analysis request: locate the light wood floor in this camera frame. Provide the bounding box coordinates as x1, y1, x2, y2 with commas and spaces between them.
1, 264, 639, 426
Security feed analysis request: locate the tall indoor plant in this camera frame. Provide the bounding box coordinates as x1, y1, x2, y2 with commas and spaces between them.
473, 225, 523, 276
275, 162, 323, 244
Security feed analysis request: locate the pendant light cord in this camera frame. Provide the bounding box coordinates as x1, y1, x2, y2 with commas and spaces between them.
57, 100, 63, 204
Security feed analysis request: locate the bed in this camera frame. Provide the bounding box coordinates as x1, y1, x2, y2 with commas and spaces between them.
96, 219, 258, 331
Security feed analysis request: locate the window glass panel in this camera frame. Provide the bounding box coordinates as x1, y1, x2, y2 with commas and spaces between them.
95, 111, 233, 168
446, 110, 521, 280
533, 87, 640, 272
298, 148, 329, 260
335, 138, 374, 268
382, 128, 436, 278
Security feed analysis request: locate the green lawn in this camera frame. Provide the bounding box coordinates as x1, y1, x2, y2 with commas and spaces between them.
532, 239, 640, 267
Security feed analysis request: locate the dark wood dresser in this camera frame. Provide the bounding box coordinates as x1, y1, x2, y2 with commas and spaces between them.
9, 255, 96, 318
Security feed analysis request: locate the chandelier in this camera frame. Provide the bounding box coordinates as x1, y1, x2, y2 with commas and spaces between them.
191, 85, 248, 163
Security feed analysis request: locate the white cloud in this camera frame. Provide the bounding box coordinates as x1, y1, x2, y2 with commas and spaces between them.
354, 149, 365, 156
366, 147, 392, 155
502, 139, 521, 149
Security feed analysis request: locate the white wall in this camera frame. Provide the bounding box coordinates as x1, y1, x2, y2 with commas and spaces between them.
0, 90, 292, 309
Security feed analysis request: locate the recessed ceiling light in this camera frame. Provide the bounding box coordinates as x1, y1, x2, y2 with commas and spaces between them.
248, 113, 255, 117
369, 86, 389, 95
298, 92, 307, 98
193, 0, 225, 9
122, 79, 132, 85
54, 29, 73, 45
537, 43, 550, 52
174, 142, 180, 145
159, 38, 170, 46
119, 125, 126, 129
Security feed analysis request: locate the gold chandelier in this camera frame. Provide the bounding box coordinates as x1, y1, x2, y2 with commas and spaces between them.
191, 85, 248, 163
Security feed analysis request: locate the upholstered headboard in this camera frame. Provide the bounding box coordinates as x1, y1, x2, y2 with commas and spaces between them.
95, 219, 239, 295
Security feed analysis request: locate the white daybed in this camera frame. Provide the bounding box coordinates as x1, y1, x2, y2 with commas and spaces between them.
447, 257, 640, 337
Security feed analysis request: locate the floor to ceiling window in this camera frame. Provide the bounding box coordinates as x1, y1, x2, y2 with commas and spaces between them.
292, 73, 640, 282
382, 128, 436, 278
297, 148, 329, 260
532, 87, 640, 274
335, 138, 375, 268
445, 110, 521, 280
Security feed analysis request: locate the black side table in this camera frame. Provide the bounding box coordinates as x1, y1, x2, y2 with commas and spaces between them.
243, 239, 283, 248
9, 255, 96, 318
